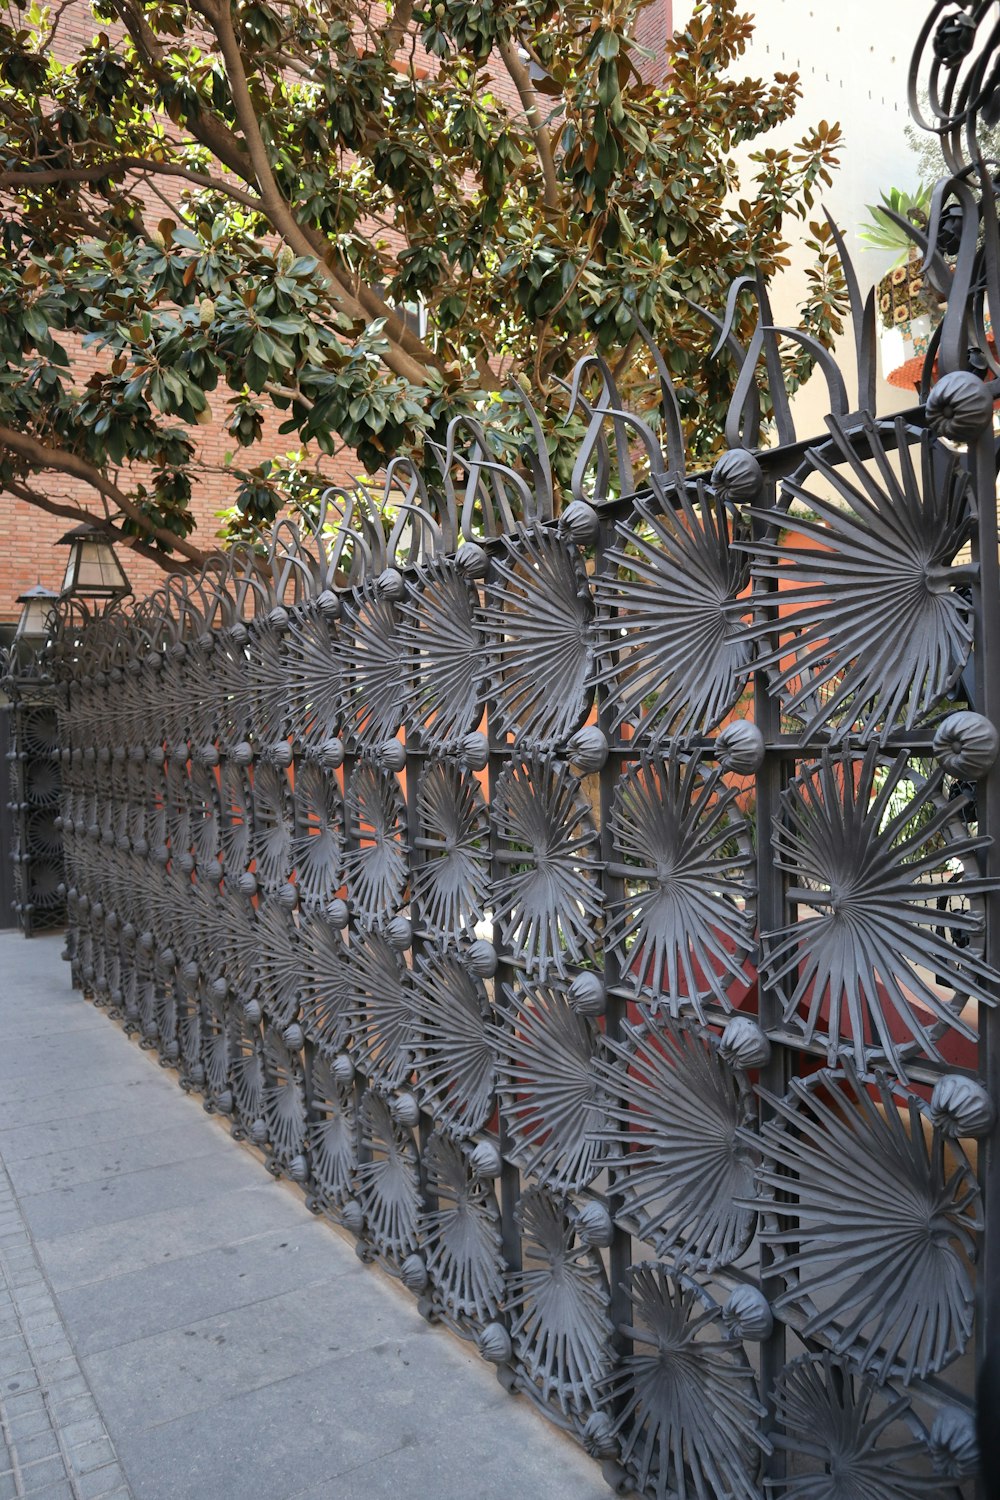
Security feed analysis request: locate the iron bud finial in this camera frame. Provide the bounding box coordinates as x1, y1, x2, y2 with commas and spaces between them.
566, 725, 609, 773
930, 1074, 996, 1138
932, 711, 999, 778
478, 1322, 512, 1364
711, 447, 764, 502
722, 1285, 773, 1342
469, 1141, 502, 1179
926, 369, 995, 443
930, 1407, 980, 1478
558, 498, 600, 543
715, 719, 765, 775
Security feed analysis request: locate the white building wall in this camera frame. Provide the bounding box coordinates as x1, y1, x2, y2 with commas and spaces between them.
673, 0, 931, 434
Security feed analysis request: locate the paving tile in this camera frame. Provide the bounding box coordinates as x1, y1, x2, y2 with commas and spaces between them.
55, 1221, 358, 1356
4, 1122, 234, 1200
75, 1463, 127, 1499
20, 1455, 69, 1493
18, 1151, 264, 1243
37, 1185, 307, 1293
15, 1428, 62, 1465
80, 1272, 427, 1433
69, 1437, 116, 1476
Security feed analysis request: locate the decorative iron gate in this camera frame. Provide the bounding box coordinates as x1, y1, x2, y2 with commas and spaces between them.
24, 7, 1000, 1494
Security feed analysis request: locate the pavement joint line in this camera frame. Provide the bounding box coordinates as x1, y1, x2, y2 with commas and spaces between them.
0, 1155, 133, 1500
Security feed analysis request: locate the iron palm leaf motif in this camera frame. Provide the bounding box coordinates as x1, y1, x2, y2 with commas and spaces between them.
285, 603, 341, 747
251, 762, 294, 890
262, 1024, 307, 1165
256, 897, 301, 1027
769, 1353, 948, 1500
493, 977, 606, 1192
229, 1010, 266, 1139
201, 982, 231, 1105
339, 583, 405, 751
407, 947, 495, 1137
762, 748, 997, 1073
483, 526, 595, 747
305, 1050, 357, 1213
506, 1186, 613, 1417
213, 633, 250, 748
400, 559, 485, 750
298, 912, 351, 1057
188, 762, 220, 869
291, 760, 344, 909
607, 753, 755, 1017
419, 1130, 504, 1328
179, 639, 217, 745
749, 415, 975, 743
218, 761, 252, 877
748, 1064, 980, 1382
411, 760, 489, 941
165, 756, 191, 857
355, 1087, 421, 1264
598, 1265, 766, 1500
491, 756, 601, 979
342, 762, 408, 925
343, 928, 414, 1087
246, 618, 289, 744
215, 886, 257, 1001
593, 1014, 757, 1271
594, 481, 753, 744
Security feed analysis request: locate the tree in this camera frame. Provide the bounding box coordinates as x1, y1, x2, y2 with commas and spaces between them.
0, 0, 844, 569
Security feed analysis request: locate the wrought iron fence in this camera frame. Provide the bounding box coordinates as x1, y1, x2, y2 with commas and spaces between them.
17, 5, 1000, 1493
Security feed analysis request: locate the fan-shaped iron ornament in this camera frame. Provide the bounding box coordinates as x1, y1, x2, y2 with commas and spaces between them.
594, 1014, 757, 1270
251, 762, 294, 891
750, 416, 975, 743
763, 747, 998, 1073
255, 898, 301, 1027
284, 603, 341, 747
291, 760, 343, 908
606, 752, 755, 1017
749, 1063, 980, 1382
262, 1025, 307, 1170
342, 928, 414, 1088
298, 912, 351, 1057
599, 1264, 766, 1500
218, 761, 252, 876
594, 482, 753, 743
305, 1051, 357, 1215
342, 762, 408, 925
768, 1353, 949, 1500
491, 757, 601, 979
400, 559, 485, 750
483, 526, 595, 746
411, 760, 489, 941
493, 977, 606, 1193
506, 1186, 613, 1418
246, 619, 289, 743
407, 947, 495, 1137
420, 1130, 504, 1329
339, 584, 405, 750
355, 1087, 421, 1265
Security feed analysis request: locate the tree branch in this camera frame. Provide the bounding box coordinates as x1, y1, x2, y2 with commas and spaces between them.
203, 0, 445, 387
496, 36, 561, 213
0, 426, 209, 566
0, 158, 264, 213
3, 480, 194, 574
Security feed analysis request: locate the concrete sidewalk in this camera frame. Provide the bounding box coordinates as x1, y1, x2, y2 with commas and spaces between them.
0, 932, 608, 1500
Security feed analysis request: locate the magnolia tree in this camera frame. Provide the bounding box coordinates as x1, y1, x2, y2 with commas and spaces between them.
0, 0, 844, 568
